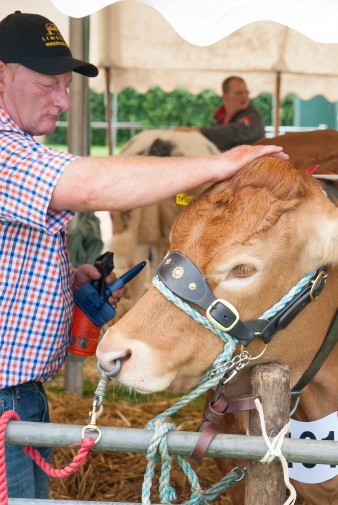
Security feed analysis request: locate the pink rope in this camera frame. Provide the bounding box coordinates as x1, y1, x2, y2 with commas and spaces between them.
0, 410, 96, 505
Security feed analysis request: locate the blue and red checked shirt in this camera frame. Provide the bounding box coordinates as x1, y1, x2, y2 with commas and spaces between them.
0, 109, 77, 388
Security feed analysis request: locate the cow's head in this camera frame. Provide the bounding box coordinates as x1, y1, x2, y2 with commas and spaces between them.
97, 157, 338, 394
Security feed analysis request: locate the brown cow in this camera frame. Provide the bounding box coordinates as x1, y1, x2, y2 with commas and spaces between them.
256, 128, 338, 175
97, 156, 338, 505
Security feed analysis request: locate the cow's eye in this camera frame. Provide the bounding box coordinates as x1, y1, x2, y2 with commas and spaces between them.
230, 265, 256, 278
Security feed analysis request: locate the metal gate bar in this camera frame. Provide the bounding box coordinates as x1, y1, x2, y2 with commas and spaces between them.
6, 420, 338, 464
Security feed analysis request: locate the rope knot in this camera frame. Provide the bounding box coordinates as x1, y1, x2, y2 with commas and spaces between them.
255, 399, 297, 505
146, 418, 176, 461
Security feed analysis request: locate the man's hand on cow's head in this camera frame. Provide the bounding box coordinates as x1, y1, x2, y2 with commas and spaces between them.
213, 144, 289, 181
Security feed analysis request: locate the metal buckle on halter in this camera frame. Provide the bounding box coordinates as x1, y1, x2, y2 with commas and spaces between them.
206, 299, 240, 332
310, 270, 328, 301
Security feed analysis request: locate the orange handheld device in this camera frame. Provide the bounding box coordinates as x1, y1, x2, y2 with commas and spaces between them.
69, 252, 146, 356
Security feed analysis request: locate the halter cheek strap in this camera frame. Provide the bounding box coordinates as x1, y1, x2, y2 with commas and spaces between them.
157, 251, 326, 347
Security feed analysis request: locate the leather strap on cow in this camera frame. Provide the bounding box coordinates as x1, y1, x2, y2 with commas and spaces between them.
190, 393, 259, 462
291, 310, 338, 400
245, 267, 327, 344
323, 181, 338, 204
158, 251, 328, 347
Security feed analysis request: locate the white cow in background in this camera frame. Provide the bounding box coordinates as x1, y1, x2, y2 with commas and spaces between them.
103, 130, 220, 316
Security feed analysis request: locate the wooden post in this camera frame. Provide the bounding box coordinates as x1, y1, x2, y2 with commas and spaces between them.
245, 363, 290, 504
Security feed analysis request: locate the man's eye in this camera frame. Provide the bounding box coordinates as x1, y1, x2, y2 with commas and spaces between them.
41, 81, 53, 88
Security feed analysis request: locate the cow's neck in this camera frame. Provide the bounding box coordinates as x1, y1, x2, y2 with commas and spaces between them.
220, 267, 338, 421
279, 267, 338, 421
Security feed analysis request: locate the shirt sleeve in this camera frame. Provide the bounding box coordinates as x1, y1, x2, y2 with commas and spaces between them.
0, 138, 76, 234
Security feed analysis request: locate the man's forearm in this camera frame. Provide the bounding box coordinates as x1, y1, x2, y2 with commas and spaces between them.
50, 145, 287, 212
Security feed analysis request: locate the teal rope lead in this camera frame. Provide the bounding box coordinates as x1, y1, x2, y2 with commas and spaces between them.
142, 277, 241, 504
141, 271, 316, 504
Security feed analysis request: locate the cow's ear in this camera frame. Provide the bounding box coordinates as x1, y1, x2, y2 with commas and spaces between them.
311, 207, 338, 266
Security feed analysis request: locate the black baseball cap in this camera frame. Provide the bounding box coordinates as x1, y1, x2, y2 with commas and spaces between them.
0, 11, 98, 77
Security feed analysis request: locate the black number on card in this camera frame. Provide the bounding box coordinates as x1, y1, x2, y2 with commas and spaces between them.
288, 430, 336, 469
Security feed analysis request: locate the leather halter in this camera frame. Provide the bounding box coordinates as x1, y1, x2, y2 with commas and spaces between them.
158, 251, 327, 347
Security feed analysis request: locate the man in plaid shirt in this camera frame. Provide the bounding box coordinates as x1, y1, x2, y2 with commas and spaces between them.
0, 11, 287, 499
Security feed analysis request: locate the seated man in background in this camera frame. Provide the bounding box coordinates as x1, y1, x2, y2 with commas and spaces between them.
177, 76, 265, 151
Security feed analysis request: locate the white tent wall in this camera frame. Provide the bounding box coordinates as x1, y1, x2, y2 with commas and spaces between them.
88, 2, 338, 102
4, 1, 338, 128
5, 1, 338, 100
0, 1, 68, 40
50, 0, 338, 46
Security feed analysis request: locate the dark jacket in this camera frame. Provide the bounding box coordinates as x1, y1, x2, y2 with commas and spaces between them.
200, 103, 265, 152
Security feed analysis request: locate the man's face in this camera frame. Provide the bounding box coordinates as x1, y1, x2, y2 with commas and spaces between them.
0, 63, 72, 136
223, 79, 250, 115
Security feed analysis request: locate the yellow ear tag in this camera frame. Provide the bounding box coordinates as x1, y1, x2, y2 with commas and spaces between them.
176, 193, 194, 206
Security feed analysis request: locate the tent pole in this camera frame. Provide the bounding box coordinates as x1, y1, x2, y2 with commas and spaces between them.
104, 67, 113, 155
68, 17, 90, 156
65, 15, 91, 396
274, 71, 281, 136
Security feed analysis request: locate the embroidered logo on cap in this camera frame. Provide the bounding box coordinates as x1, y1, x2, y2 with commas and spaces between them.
42, 23, 67, 48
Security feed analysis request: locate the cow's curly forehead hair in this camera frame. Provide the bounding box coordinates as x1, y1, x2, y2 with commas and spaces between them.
232, 157, 312, 200
199, 157, 312, 204
170, 157, 320, 263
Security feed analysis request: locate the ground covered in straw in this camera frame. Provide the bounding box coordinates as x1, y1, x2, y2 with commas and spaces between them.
45, 357, 305, 504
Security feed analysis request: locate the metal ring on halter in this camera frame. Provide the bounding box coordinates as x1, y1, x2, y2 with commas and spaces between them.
240, 342, 268, 361
97, 359, 122, 377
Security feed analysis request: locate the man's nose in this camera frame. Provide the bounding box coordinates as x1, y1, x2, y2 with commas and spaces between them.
55, 87, 71, 112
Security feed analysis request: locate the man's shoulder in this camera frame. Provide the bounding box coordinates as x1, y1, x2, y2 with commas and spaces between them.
234, 103, 264, 124
243, 102, 262, 114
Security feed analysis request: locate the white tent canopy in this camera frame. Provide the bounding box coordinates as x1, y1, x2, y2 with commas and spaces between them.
48, 0, 338, 102
4, 0, 338, 101
51, 0, 338, 46
0, 1, 69, 42
85, 1, 338, 102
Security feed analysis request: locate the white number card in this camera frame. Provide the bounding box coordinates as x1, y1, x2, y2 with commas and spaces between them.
288, 412, 338, 484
